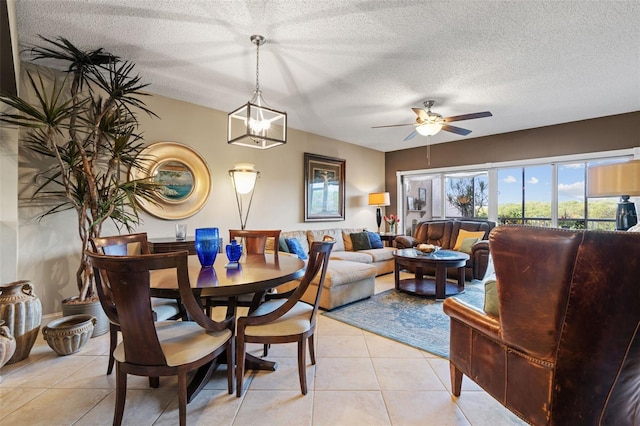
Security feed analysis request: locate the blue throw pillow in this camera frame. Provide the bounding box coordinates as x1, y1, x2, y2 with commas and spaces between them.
285, 238, 307, 260
367, 231, 384, 249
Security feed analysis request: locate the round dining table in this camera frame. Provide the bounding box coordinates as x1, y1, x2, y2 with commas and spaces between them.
150, 252, 305, 299
148, 251, 305, 400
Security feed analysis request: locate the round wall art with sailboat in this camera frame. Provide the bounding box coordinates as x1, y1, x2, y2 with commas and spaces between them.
129, 141, 211, 219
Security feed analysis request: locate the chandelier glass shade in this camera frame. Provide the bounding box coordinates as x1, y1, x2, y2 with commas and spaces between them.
228, 35, 287, 149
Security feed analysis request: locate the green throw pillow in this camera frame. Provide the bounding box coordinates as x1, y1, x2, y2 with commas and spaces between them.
458, 237, 480, 254
484, 279, 499, 317
278, 237, 290, 253
350, 232, 372, 250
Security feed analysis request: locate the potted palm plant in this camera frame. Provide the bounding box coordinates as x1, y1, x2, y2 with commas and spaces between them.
0, 36, 163, 336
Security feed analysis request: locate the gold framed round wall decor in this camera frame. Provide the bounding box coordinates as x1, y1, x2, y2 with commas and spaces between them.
129, 141, 211, 220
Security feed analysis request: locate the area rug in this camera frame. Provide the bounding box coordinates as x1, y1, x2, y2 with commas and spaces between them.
322, 282, 485, 358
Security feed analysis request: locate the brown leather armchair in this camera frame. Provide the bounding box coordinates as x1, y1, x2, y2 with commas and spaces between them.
443, 225, 640, 425
395, 220, 495, 280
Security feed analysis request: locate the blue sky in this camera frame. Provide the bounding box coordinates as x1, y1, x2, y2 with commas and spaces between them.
498, 163, 586, 204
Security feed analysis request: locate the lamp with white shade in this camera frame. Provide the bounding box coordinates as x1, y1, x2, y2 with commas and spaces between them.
587, 160, 640, 230
368, 192, 390, 233
229, 163, 260, 230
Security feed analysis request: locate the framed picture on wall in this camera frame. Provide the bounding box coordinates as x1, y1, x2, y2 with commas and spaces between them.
407, 196, 415, 210
304, 153, 346, 221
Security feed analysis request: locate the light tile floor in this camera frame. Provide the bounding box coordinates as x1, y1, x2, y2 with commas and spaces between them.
0, 273, 526, 425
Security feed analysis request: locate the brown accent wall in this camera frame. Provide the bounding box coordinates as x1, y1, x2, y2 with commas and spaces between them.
385, 111, 640, 217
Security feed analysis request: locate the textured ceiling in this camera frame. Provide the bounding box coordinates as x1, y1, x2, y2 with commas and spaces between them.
13, 0, 640, 152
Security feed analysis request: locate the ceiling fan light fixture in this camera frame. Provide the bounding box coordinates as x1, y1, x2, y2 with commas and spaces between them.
228, 35, 287, 149
416, 121, 443, 136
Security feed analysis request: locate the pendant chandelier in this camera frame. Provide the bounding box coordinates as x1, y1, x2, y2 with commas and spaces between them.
227, 35, 287, 149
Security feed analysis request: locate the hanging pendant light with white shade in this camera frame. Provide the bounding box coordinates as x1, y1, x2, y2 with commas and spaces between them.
227, 35, 287, 149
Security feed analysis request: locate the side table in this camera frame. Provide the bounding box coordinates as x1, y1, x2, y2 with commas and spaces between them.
148, 237, 197, 255
379, 233, 403, 247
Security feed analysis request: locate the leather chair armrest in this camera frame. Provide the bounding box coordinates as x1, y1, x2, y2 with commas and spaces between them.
470, 240, 491, 280
443, 297, 500, 340
395, 236, 417, 249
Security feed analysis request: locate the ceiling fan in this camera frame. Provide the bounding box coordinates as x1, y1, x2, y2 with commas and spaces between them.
372, 100, 492, 141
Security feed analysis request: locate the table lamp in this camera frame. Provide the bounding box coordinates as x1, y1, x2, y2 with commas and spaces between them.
587, 160, 640, 230
368, 192, 390, 233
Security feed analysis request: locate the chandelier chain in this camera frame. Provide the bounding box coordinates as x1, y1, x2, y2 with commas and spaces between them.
255, 40, 260, 93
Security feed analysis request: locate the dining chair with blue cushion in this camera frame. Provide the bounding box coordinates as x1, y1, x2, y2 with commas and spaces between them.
86, 250, 235, 426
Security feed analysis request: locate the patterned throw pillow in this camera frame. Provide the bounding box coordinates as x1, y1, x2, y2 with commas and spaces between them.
350, 232, 372, 250
285, 238, 307, 260
366, 231, 384, 249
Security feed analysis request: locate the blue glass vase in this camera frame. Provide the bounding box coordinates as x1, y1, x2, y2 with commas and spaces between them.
195, 228, 219, 267
226, 239, 243, 263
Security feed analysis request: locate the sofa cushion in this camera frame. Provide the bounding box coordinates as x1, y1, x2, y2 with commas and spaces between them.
307, 228, 346, 252
367, 231, 384, 249
278, 230, 309, 254
286, 238, 308, 260
358, 247, 395, 263
453, 230, 486, 251
314, 260, 376, 288
350, 232, 372, 250
341, 227, 365, 251
330, 250, 374, 263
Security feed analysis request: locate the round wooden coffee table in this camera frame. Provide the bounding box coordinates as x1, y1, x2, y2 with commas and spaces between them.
394, 248, 470, 300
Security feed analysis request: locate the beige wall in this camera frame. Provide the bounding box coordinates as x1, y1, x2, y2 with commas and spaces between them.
14, 70, 385, 315
384, 111, 640, 217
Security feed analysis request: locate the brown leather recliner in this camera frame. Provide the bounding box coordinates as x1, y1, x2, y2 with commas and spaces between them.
443, 225, 640, 425
395, 220, 495, 280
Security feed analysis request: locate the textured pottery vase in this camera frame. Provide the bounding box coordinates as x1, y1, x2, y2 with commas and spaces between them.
62, 297, 109, 338
195, 227, 219, 267
42, 314, 96, 356
0, 280, 42, 364
0, 320, 16, 382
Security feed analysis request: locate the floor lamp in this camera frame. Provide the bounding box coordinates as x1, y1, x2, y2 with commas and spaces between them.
229, 163, 260, 230
587, 160, 640, 230
368, 192, 390, 233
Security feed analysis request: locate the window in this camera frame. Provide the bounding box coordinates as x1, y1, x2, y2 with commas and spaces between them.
399, 150, 633, 232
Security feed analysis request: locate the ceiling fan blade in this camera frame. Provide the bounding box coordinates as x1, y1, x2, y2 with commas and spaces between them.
403, 130, 418, 141
444, 111, 492, 122
371, 123, 415, 129
412, 108, 427, 120
442, 124, 472, 136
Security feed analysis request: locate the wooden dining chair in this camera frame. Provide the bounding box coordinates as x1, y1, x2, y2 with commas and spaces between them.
90, 232, 184, 375
205, 229, 281, 316
86, 250, 235, 426
235, 238, 335, 397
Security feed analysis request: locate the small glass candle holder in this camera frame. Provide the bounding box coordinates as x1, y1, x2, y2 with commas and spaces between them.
225, 239, 242, 269
175, 223, 187, 240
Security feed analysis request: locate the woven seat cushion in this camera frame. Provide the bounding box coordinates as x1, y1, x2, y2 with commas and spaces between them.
244, 299, 313, 337
114, 321, 231, 367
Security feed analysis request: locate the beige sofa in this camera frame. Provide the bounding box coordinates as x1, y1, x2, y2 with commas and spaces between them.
269, 228, 395, 310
